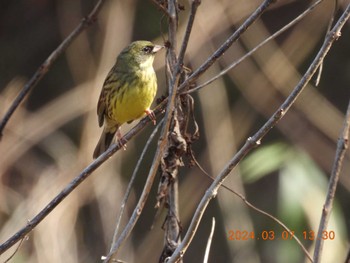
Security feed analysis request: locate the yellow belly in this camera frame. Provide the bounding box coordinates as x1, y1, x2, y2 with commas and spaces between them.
112, 72, 157, 125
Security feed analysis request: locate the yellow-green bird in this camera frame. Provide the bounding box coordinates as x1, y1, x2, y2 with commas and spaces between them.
93, 41, 163, 158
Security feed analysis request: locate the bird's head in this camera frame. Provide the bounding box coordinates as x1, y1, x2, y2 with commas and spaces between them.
117, 41, 164, 71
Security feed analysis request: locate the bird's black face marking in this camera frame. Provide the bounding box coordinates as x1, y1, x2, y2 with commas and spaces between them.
142, 45, 154, 54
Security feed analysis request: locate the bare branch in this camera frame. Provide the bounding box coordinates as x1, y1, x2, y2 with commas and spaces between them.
184, 0, 323, 95
313, 98, 350, 263
314, 0, 338, 86
203, 218, 215, 263
167, 4, 350, 262
150, 0, 171, 18
177, 0, 201, 69
0, 0, 106, 138
158, 1, 184, 261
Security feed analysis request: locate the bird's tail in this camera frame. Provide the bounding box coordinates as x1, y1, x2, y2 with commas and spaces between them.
93, 128, 116, 159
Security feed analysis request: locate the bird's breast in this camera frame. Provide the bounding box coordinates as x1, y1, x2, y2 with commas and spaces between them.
112, 69, 157, 124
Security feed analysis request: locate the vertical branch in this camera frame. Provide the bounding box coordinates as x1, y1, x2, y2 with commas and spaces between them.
158, 0, 182, 261
158, 113, 187, 262
203, 218, 216, 263
177, 0, 201, 71
313, 99, 350, 263
158, 0, 201, 261
167, 0, 178, 71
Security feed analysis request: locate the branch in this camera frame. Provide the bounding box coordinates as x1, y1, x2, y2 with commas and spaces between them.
314, 0, 338, 86
203, 218, 215, 263
184, 0, 323, 94
158, 0, 183, 261
150, 0, 171, 18
0, 0, 106, 138
177, 0, 201, 69
167, 4, 350, 262
313, 98, 350, 263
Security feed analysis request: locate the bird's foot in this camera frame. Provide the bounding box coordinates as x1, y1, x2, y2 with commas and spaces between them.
145, 109, 156, 125
116, 129, 127, 150
117, 139, 127, 151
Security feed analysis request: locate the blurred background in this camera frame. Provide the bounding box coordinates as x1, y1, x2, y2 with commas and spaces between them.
0, 0, 349, 262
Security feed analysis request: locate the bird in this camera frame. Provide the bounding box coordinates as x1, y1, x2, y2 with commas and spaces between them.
93, 40, 163, 158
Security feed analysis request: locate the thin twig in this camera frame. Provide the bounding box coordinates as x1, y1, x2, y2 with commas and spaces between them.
315, 0, 338, 86
183, 0, 324, 95
150, 0, 171, 18
313, 99, 350, 263
177, 0, 201, 70
3, 236, 27, 263
167, 4, 350, 262
107, 119, 163, 255
203, 218, 215, 263
0, 0, 106, 138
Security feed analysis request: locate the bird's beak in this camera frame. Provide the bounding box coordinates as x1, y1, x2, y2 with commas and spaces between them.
152, 45, 164, 53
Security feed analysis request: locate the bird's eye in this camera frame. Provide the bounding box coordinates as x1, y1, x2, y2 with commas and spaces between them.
142, 46, 153, 53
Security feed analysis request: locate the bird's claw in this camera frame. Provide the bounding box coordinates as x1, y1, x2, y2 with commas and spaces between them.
145, 109, 156, 125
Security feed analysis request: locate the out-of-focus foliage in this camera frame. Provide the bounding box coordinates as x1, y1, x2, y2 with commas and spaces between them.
0, 0, 349, 262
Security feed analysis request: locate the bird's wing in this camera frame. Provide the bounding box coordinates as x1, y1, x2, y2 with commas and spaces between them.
97, 65, 124, 127
97, 90, 106, 127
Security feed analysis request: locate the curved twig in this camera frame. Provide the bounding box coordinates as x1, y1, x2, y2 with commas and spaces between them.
203, 218, 215, 263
